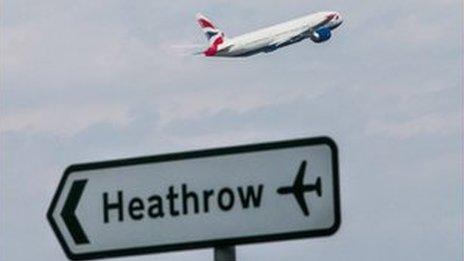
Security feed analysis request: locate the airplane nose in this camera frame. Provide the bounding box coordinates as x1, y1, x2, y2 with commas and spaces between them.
327, 12, 340, 20
334, 12, 343, 24
325, 11, 343, 27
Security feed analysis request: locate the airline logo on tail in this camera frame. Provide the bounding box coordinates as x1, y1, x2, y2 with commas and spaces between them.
196, 13, 225, 56
277, 161, 322, 216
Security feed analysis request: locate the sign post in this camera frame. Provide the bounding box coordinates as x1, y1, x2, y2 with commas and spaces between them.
48, 137, 341, 260
214, 246, 236, 261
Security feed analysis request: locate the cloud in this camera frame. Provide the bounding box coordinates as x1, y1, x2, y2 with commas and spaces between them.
364, 113, 459, 139
1, 102, 132, 137
155, 81, 328, 126
1, 21, 168, 90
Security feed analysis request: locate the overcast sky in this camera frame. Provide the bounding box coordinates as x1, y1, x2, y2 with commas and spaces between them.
1, 0, 462, 260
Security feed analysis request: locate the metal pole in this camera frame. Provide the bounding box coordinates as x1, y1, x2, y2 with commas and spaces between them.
214, 246, 236, 261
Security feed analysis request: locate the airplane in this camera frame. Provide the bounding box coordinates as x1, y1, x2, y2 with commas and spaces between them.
195, 11, 343, 57
277, 160, 322, 216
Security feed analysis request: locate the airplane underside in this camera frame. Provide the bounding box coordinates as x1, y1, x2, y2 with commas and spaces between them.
217, 35, 309, 57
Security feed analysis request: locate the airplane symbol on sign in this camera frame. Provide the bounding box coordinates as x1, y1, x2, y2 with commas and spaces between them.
277, 161, 322, 216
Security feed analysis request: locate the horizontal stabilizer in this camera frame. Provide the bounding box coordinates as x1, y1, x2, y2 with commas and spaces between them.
315, 177, 322, 197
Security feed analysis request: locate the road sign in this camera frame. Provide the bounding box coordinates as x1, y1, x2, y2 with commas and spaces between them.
47, 137, 341, 260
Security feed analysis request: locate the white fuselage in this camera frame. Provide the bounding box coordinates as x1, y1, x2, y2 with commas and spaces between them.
215, 11, 342, 57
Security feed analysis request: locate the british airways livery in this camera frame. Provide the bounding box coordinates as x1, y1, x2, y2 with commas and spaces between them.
196, 11, 343, 57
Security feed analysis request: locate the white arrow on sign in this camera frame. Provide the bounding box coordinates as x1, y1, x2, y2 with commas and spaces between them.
47, 137, 340, 260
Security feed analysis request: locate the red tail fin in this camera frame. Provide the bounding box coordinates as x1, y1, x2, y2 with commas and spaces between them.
196, 13, 226, 56
203, 36, 224, 56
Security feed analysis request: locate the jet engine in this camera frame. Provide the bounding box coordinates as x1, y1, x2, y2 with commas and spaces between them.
310, 28, 332, 43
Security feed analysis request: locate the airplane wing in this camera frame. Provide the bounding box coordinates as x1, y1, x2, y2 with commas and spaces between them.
292, 161, 310, 216
270, 13, 336, 47
293, 161, 307, 188
293, 189, 310, 216
217, 43, 234, 52
269, 28, 308, 47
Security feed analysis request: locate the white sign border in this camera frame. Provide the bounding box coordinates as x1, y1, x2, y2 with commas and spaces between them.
47, 136, 341, 260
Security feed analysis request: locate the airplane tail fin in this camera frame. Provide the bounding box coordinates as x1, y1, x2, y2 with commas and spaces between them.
196, 13, 226, 42
315, 177, 322, 197
196, 13, 226, 56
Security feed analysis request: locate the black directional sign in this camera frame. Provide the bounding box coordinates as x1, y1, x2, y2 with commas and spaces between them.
47, 137, 341, 260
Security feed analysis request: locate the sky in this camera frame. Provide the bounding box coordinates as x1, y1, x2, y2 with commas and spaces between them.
1, 0, 462, 260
